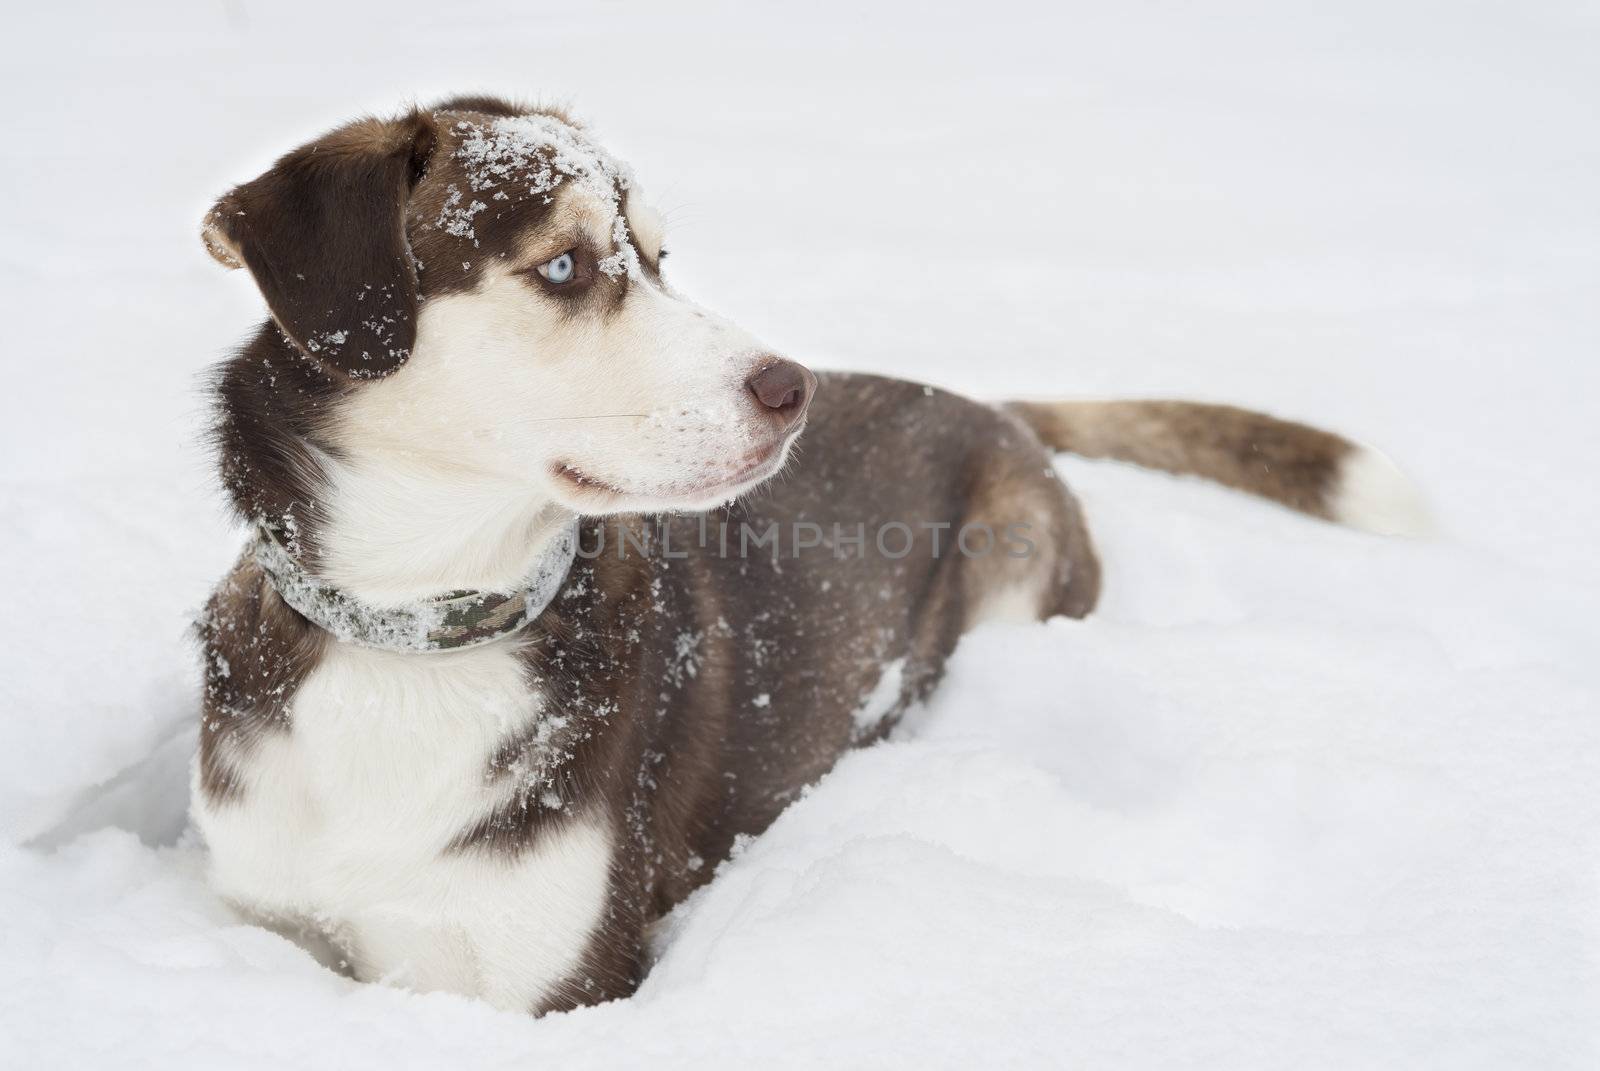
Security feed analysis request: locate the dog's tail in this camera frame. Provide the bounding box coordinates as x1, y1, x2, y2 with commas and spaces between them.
1003, 399, 1428, 535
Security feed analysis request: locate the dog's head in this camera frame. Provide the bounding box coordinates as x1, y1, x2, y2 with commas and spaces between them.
203, 98, 813, 518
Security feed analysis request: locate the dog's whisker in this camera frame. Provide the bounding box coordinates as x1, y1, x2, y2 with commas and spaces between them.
525, 413, 649, 422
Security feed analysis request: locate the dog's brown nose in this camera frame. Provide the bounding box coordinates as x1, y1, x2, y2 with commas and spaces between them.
746, 359, 817, 432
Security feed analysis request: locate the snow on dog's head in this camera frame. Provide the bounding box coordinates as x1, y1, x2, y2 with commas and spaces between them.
203, 99, 814, 519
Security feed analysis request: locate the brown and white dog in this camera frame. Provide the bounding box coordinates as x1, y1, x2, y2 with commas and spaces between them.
192, 96, 1424, 1014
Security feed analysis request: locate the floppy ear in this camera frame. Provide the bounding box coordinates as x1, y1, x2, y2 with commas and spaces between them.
202, 111, 438, 379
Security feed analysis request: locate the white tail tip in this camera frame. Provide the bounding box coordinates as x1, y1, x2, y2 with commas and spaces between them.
1330, 446, 1431, 537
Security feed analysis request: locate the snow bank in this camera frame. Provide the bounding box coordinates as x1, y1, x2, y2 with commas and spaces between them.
2, 1, 1596, 1067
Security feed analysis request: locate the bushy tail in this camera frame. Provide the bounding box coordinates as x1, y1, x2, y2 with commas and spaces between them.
1004, 400, 1427, 536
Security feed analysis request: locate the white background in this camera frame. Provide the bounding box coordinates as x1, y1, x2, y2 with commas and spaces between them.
1, 1, 1596, 1066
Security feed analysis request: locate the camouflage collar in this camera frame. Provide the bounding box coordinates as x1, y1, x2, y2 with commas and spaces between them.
252, 518, 581, 654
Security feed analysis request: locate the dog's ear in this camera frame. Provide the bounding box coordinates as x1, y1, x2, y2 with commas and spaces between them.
202, 111, 438, 379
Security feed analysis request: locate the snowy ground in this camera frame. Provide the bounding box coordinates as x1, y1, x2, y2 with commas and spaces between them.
3, 1, 1597, 1067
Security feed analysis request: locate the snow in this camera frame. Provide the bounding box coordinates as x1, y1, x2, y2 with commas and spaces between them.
435, 185, 488, 243
2, 1, 1597, 1067
453, 112, 642, 276
852, 656, 906, 734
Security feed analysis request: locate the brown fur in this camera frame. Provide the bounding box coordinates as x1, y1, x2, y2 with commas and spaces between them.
196, 551, 327, 804
207, 325, 344, 565
1006, 399, 1355, 520
426, 375, 1099, 1008
203, 111, 437, 380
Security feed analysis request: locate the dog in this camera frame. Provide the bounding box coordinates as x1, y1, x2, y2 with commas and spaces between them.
191, 95, 1424, 1014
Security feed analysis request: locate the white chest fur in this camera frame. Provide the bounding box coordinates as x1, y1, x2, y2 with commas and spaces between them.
193, 639, 613, 1012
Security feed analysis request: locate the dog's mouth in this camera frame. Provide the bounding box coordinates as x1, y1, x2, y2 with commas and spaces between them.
552, 437, 792, 509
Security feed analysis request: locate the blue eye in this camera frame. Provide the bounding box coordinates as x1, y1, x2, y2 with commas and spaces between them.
539, 252, 576, 284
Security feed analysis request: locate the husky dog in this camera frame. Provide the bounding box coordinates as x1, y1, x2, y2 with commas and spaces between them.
192, 96, 1422, 1014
